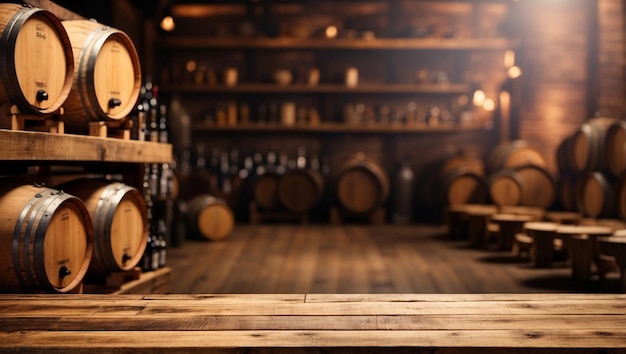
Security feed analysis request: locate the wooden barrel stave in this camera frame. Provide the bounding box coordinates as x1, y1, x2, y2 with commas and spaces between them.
575, 172, 616, 218
512, 164, 556, 209
486, 140, 546, 174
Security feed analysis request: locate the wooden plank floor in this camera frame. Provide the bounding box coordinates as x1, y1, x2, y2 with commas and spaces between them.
167, 224, 621, 294
1, 293, 625, 353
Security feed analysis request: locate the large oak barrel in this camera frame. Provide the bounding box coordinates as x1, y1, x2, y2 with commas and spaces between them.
616, 172, 626, 220
57, 179, 147, 276
565, 117, 616, 173
251, 171, 281, 210
486, 140, 546, 174
186, 194, 234, 241
605, 119, 626, 176
575, 172, 616, 218
0, 3, 74, 114
437, 168, 487, 207
277, 168, 324, 213
513, 164, 556, 209
0, 182, 93, 293
335, 153, 389, 214
487, 169, 523, 207
61, 19, 141, 127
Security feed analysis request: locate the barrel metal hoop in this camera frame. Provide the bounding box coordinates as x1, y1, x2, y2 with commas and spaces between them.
11, 188, 44, 290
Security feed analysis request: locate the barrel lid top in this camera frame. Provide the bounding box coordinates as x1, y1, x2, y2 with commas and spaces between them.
491, 213, 533, 222
556, 224, 613, 235
524, 221, 557, 231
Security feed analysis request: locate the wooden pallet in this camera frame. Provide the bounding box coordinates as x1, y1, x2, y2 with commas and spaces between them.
0, 104, 65, 133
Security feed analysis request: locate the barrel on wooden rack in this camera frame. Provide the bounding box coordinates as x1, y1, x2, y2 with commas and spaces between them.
277, 168, 324, 214
0, 181, 93, 293
513, 164, 556, 209
0, 3, 74, 115
61, 19, 141, 128
575, 172, 616, 218
564, 117, 616, 174
486, 169, 523, 207
186, 194, 235, 241
605, 119, 626, 176
251, 171, 281, 211
486, 140, 547, 174
57, 179, 147, 277
334, 153, 389, 214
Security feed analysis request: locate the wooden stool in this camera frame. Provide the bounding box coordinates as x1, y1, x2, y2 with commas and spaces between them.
524, 222, 558, 268
598, 236, 626, 292
444, 204, 470, 240
491, 213, 533, 251
545, 211, 582, 225
513, 233, 534, 259
558, 225, 614, 281
466, 205, 498, 248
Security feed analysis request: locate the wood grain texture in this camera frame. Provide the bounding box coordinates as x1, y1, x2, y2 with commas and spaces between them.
0, 293, 625, 352
166, 224, 624, 294
0, 129, 172, 163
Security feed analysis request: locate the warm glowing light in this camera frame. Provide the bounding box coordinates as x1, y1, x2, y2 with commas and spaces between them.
508, 66, 522, 79
325, 25, 338, 39
186, 60, 197, 72
472, 90, 485, 106
160, 16, 175, 32
483, 98, 495, 112
504, 50, 515, 68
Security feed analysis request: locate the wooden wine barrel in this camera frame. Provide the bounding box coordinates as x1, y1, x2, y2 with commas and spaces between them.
513, 164, 556, 209
335, 153, 389, 214
0, 3, 74, 114
61, 19, 141, 126
437, 168, 488, 206
0, 182, 93, 293
565, 117, 616, 173
557, 175, 578, 211
575, 172, 616, 218
57, 179, 147, 276
186, 194, 234, 241
487, 169, 523, 207
486, 140, 546, 174
616, 172, 626, 220
251, 171, 281, 210
277, 168, 324, 214
605, 119, 626, 176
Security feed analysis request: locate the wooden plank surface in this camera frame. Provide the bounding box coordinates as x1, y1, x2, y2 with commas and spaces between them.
0, 294, 625, 352
0, 129, 172, 163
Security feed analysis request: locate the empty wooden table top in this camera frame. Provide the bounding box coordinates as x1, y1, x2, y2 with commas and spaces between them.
0, 293, 625, 353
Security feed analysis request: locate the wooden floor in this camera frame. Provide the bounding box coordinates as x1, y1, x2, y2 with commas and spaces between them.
167, 224, 621, 294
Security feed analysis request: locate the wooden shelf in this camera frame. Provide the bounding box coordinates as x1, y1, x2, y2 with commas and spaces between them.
162, 83, 473, 95
160, 36, 514, 51
0, 129, 173, 163
193, 121, 491, 134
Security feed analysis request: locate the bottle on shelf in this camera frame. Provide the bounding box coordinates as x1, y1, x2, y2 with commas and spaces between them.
392, 156, 415, 224
157, 219, 167, 268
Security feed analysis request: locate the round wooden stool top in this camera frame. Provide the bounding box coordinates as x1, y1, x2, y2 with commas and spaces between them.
500, 206, 546, 221
545, 211, 582, 225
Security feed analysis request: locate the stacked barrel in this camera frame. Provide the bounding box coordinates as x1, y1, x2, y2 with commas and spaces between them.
0, 4, 148, 293
485, 140, 555, 210
556, 117, 626, 219
0, 3, 141, 134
